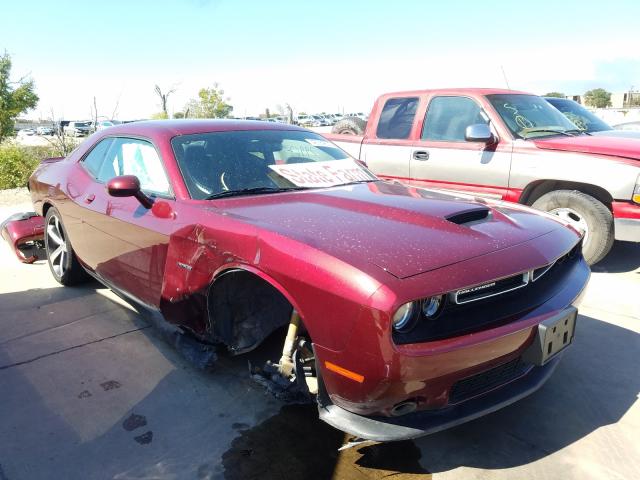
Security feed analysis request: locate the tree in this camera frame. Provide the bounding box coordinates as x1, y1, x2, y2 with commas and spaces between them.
544, 92, 565, 98
150, 111, 169, 120
184, 83, 233, 118
173, 111, 185, 119
0, 52, 39, 142
43, 109, 78, 156
154, 84, 176, 117
584, 88, 612, 108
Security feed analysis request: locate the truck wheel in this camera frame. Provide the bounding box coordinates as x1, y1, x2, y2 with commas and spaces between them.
45, 207, 89, 285
531, 190, 614, 265
331, 117, 366, 135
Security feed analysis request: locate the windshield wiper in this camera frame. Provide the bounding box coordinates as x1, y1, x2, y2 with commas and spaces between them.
567, 128, 592, 136
342, 179, 378, 186
205, 186, 304, 200
521, 128, 576, 138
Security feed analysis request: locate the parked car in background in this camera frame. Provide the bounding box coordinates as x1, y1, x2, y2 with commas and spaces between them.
18, 128, 36, 136
297, 114, 321, 127
96, 120, 122, 131
545, 97, 640, 139
64, 121, 92, 137
36, 126, 54, 136
312, 114, 331, 126
324, 114, 341, 125
614, 121, 640, 132
345, 112, 368, 121
4, 119, 588, 441
325, 88, 640, 265
269, 116, 288, 123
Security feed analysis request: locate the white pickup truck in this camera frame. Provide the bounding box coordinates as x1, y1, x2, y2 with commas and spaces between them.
324, 88, 640, 264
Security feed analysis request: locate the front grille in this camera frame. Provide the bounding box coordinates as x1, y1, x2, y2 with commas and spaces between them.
454, 272, 529, 304
392, 240, 584, 345
449, 357, 531, 404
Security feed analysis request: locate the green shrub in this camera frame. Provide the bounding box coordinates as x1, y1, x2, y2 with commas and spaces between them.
0, 144, 60, 189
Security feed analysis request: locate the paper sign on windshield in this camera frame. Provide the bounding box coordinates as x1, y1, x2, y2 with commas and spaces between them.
269, 159, 376, 187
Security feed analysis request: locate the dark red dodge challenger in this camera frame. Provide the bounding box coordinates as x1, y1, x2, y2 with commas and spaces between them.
10, 120, 590, 441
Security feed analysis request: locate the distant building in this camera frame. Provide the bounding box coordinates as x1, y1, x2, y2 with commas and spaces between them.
564, 91, 640, 108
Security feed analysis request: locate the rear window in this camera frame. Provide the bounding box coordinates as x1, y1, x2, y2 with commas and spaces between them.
376, 97, 419, 139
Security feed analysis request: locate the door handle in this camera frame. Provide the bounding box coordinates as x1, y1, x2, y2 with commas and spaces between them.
413, 150, 430, 161
84, 194, 95, 204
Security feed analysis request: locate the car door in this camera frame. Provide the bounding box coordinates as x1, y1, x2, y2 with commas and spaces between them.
359, 96, 419, 181
78, 136, 176, 307
408, 95, 512, 200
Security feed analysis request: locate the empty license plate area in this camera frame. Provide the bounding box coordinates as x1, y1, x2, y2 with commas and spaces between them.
523, 307, 577, 366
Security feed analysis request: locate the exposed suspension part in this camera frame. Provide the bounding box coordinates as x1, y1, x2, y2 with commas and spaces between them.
277, 309, 301, 377
251, 309, 318, 402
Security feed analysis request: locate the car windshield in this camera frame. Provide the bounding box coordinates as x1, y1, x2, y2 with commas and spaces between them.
486, 94, 582, 139
545, 98, 612, 133
172, 129, 377, 200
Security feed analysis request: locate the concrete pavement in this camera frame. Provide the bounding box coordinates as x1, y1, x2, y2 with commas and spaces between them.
0, 201, 638, 479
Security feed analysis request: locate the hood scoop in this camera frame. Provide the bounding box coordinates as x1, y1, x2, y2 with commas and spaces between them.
446, 207, 490, 226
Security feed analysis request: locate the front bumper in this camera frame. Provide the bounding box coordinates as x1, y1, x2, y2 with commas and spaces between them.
0, 212, 45, 263
614, 218, 640, 242
613, 201, 640, 242
319, 355, 560, 442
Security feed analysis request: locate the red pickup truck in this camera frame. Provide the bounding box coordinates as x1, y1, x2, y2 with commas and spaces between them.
325, 88, 640, 264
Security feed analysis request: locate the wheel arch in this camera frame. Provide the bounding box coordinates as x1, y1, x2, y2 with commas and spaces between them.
519, 180, 614, 210
205, 264, 307, 354
211, 264, 306, 316
41, 200, 55, 217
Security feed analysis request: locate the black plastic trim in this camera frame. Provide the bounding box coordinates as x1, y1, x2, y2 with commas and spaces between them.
318, 355, 561, 442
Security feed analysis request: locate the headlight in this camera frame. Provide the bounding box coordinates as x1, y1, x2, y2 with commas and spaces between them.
392, 302, 416, 332
633, 177, 640, 204
422, 295, 444, 318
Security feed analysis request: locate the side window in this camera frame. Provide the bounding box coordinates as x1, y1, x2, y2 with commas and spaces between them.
82, 138, 113, 178
97, 138, 171, 195
422, 96, 487, 142
376, 97, 419, 139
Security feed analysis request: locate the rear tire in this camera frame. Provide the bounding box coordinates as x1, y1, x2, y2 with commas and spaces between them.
531, 190, 614, 265
45, 207, 89, 285
331, 117, 366, 135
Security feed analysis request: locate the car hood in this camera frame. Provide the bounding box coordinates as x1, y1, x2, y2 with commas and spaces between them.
591, 129, 640, 140
218, 182, 564, 279
533, 135, 640, 160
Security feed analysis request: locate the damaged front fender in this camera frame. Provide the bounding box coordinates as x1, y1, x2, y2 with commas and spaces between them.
1, 212, 46, 263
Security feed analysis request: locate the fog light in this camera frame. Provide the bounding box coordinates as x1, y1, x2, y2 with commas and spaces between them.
392, 302, 416, 332
422, 295, 443, 318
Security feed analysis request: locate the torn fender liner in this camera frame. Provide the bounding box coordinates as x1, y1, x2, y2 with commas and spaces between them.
0, 212, 45, 263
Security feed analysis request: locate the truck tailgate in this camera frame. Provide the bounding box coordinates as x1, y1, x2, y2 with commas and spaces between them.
323, 133, 364, 159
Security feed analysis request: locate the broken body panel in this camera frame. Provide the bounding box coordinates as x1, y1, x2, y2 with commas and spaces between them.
1, 212, 45, 263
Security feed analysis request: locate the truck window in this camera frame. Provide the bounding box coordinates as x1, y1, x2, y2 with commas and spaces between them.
422, 96, 486, 142
376, 97, 418, 139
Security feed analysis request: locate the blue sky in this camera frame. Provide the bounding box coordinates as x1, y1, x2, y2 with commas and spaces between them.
2, 0, 640, 119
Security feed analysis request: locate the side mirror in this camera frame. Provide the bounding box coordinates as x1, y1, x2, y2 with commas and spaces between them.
465, 124, 495, 143
106, 175, 153, 209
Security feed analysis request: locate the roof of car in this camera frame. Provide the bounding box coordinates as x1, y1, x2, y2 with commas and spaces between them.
102, 119, 306, 138
380, 88, 531, 97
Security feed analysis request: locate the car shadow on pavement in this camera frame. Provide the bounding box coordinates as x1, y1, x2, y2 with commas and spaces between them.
1, 285, 637, 480
591, 240, 640, 273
